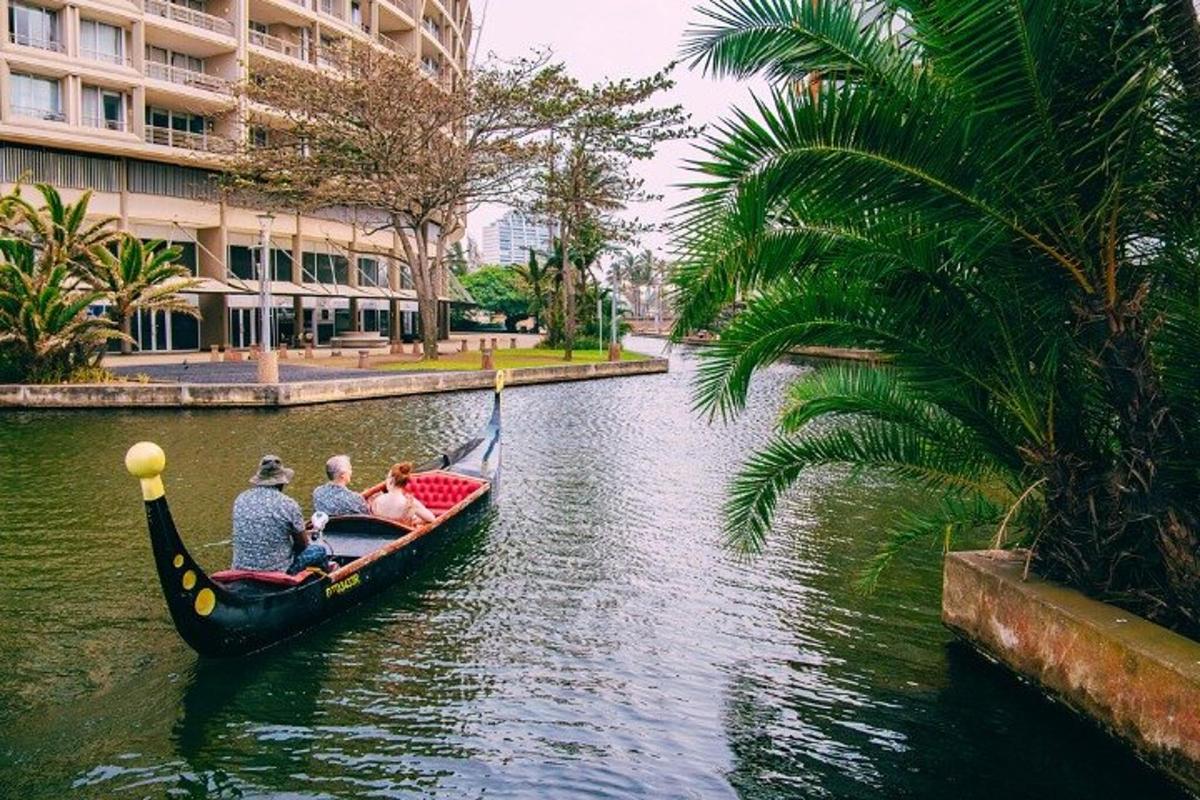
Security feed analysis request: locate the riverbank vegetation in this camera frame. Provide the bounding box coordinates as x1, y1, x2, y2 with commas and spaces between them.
228, 44, 688, 362
675, 0, 1200, 632
0, 185, 195, 383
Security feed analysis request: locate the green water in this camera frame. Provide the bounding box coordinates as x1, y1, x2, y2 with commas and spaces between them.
0, 337, 1185, 798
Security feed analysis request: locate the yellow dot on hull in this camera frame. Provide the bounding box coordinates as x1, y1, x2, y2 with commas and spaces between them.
172, 554, 184, 569
194, 588, 216, 617
182, 570, 196, 590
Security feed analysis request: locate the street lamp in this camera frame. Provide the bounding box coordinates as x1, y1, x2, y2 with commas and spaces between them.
256, 212, 278, 384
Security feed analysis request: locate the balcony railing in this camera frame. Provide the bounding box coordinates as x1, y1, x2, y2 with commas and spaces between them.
9, 32, 65, 52
83, 115, 128, 132
12, 105, 66, 122
143, 0, 235, 37
318, 0, 341, 18
145, 61, 229, 93
249, 29, 304, 60
80, 47, 130, 66
377, 35, 401, 53
144, 124, 223, 152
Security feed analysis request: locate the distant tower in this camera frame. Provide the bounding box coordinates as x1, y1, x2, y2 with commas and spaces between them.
481, 210, 552, 266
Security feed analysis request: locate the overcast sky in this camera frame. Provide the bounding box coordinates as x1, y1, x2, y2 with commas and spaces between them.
466, 0, 765, 259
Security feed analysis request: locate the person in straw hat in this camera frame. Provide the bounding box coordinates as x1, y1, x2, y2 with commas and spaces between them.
231, 455, 330, 575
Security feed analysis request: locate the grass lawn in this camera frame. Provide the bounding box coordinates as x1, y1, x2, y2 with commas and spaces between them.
380, 347, 649, 372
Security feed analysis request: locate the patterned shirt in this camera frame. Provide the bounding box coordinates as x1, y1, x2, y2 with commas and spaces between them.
312, 483, 370, 517
231, 486, 305, 572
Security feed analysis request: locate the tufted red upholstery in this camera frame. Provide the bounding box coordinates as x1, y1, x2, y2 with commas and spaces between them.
407, 472, 484, 514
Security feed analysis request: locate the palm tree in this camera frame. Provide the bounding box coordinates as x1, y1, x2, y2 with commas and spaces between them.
0, 239, 118, 382
514, 250, 550, 332
87, 238, 200, 354
677, 1, 1200, 630
0, 184, 118, 276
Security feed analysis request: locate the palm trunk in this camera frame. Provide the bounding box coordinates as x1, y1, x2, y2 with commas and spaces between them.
120, 314, 133, 355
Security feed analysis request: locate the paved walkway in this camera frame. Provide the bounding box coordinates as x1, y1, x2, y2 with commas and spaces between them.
110, 362, 394, 384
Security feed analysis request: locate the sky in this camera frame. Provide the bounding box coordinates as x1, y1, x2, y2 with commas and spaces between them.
465, 0, 766, 259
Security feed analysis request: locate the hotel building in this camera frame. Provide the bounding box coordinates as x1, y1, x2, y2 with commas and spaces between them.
480, 209, 550, 267
0, 0, 472, 351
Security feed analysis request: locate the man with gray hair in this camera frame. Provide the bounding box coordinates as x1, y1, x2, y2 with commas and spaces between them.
312, 455, 370, 517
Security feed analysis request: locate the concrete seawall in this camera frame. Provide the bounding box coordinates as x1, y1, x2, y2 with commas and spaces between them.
0, 358, 669, 409
943, 550, 1200, 795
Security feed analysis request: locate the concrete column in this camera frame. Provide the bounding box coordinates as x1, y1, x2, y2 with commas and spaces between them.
131, 21, 145, 71
64, 75, 80, 126
130, 85, 145, 138
369, 0, 379, 40
0, 0, 10, 46
65, 5, 79, 58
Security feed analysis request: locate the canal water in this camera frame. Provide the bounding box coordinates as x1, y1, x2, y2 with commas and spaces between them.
0, 337, 1185, 799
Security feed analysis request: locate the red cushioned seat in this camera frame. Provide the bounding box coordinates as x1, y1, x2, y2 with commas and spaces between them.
211, 569, 312, 587
407, 473, 482, 513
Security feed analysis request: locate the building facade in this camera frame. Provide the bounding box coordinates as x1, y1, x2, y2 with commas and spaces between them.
480, 210, 551, 267
0, 0, 472, 351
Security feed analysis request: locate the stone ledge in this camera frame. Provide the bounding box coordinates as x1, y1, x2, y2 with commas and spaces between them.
0, 358, 669, 409
943, 550, 1200, 794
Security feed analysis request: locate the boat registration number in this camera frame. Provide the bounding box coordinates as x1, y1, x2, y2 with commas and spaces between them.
326, 573, 362, 599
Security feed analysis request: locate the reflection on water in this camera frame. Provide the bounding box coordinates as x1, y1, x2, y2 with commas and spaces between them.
0, 338, 1185, 799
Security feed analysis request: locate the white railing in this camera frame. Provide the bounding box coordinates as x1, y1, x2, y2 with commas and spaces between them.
144, 61, 229, 92
83, 115, 128, 131
144, 124, 222, 152
143, 0, 235, 37
9, 32, 64, 52
249, 29, 303, 60
12, 105, 66, 122
80, 47, 130, 66
377, 35, 401, 53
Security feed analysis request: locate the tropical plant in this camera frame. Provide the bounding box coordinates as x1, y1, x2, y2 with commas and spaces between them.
676, 0, 1200, 631
84, 238, 199, 355
0, 239, 117, 383
514, 250, 551, 331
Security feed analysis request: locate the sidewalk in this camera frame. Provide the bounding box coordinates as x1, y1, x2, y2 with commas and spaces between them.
103, 332, 546, 368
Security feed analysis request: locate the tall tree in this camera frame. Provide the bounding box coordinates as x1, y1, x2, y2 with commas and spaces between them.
525, 69, 692, 360
676, 0, 1200, 630
228, 43, 559, 358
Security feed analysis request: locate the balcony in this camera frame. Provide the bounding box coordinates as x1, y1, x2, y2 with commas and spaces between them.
377, 35, 401, 54
83, 115, 128, 132
145, 61, 229, 93
9, 32, 65, 53
144, 124, 223, 152
143, 0, 235, 38
12, 105, 66, 122
80, 47, 130, 66
249, 29, 305, 60
379, 0, 415, 18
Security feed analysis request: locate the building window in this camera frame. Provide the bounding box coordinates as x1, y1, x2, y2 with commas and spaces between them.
250, 126, 269, 148
351, 0, 363, 28
80, 19, 125, 64
10, 73, 63, 121
9, 2, 59, 51
146, 45, 204, 74
248, 19, 268, 35
82, 86, 126, 131
229, 246, 291, 281
358, 257, 382, 287
302, 252, 348, 285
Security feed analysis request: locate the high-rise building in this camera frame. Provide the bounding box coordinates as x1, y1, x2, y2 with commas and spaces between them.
481, 210, 551, 266
0, 0, 473, 351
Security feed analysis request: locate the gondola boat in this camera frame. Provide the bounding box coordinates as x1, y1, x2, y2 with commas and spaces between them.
124, 372, 504, 658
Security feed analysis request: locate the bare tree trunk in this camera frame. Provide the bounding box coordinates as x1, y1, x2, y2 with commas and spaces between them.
396, 220, 439, 361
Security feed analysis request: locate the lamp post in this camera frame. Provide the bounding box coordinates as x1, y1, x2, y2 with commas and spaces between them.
256, 212, 278, 384
609, 260, 620, 362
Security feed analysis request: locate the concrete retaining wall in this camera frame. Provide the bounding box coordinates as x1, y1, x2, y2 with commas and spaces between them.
943, 550, 1200, 794
0, 358, 668, 409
